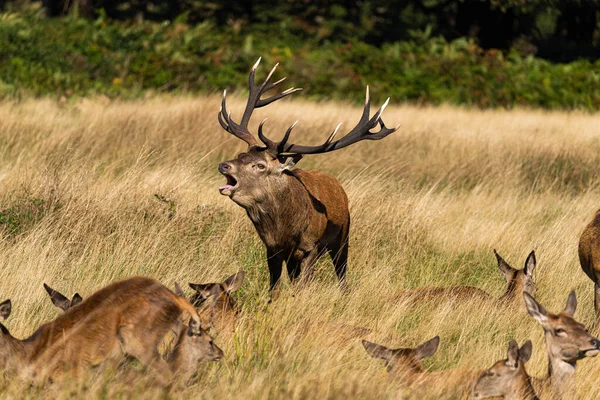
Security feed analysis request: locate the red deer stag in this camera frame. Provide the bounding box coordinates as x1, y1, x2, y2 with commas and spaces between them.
0, 277, 223, 386
217, 59, 398, 293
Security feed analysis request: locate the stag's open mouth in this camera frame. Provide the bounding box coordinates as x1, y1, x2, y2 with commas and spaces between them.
219, 174, 239, 196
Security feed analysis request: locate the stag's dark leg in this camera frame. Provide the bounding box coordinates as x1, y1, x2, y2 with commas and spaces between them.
329, 220, 350, 291
286, 257, 301, 283
267, 249, 284, 300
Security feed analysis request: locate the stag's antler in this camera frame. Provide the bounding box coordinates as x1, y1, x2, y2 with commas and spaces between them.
258, 86, 399, 156
218, 58, 302, 147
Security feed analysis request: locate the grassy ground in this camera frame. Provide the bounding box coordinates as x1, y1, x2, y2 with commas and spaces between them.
1, 95, 600, 398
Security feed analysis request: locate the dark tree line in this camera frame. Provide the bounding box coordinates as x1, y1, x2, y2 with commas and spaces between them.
5, 0, 600, 61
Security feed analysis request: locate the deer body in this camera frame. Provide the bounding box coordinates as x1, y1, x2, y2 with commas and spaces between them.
0, 277, 222, 385
390, 250, 536, 309
578, 209, 600, 324
217, 59, 397, 292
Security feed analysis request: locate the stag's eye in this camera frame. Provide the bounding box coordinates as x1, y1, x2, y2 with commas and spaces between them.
255, 163, 266, 170
555, 328, 566, 335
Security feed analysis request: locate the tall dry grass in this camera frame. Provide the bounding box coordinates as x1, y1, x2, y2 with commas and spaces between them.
1, 95, 600, 398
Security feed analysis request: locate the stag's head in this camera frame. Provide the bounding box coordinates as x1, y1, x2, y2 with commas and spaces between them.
362, 336, 439, 378
217, 58, 398, 207
524, 291, 600, 364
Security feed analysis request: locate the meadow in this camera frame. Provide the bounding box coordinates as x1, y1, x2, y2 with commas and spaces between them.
1, 95, 600, 398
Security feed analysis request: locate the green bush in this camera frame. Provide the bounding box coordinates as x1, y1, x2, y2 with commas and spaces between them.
1, 9, 600, 110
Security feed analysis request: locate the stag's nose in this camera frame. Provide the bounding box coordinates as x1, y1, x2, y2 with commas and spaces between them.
218, 162, 231, 174
591, 338, 600, 349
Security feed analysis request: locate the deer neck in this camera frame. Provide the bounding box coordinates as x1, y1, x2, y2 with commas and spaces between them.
499, 274, 522, 303
245, 173, 311, 249
545, 335, 576, 396
167, 327, 194, 379
506, 368, 538, 400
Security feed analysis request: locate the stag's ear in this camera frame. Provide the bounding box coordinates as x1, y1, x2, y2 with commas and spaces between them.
563, 290, 577, 316
362, 340, 394, 361
223, 271, 246, 292
519, 340, 533, 363
494, 249, 514, 282
523, 251, 536, 277
278, 154, 303, 171
189, 283, 216, 299
506, 340, 519, 368
43, 283, 71, 312
0, 300, 11, 320
415, 336, 440, 360
71, 293, 83, 307
523, 292, 549, 325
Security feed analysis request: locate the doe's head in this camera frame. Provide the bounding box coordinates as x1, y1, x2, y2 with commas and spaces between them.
362, 336, 439, 377
524, 291, 600, 363
471, 340, 533, 399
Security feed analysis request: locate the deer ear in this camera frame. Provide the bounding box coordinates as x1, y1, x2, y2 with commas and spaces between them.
189, 283, 216, 299
415, 336, 439, 360
0, 300, 11, 320
523, 251, 536, 277
279, 154, 303, 171
494, 249, 514, 282
43, 283, 71, 312
506, 340, 519, 368
519, 340, 533, 363
523, 292, 549, 325
563, 290, 577, 316
222, 271, 246, 292
173, 282, 184, 297
71, 293, 83, 307
362, 340, 394, 361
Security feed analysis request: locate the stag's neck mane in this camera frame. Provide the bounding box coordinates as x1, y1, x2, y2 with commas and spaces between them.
243, 170, 312, 250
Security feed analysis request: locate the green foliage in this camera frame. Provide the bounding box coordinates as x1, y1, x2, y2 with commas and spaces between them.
1, 9, 600, 110
0, 194, 49, 237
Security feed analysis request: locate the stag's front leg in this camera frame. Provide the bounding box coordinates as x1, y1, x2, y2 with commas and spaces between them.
267, 249, 284, 301
298, 249, 319, 285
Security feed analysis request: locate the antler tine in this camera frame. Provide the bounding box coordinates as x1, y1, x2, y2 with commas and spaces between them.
272, 88, 398, 155
277, 121, 299, 153
257, 118, 278, 149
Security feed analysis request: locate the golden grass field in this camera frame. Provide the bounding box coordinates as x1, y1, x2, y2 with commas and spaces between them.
1, 95, 600, 398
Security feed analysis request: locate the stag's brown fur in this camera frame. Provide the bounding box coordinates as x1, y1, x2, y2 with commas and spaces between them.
220, 150, 350, 292
0, 277, 222, 385
578, 209, 600, 324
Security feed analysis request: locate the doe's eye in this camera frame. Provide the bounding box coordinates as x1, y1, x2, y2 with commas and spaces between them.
256, 164, 266, 170
555, 328, 566, 335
